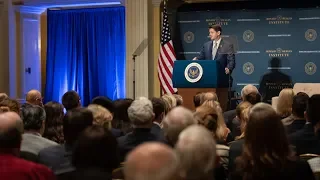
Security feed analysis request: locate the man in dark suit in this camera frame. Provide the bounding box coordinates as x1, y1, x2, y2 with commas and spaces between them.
193, 24, 235, 74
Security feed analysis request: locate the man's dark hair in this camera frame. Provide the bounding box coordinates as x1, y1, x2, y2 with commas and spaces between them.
292, 94, 309, 118
151, 98, 165, 120
91, 96, 114, 113
0, 128, 21, 149
193, 92, 203, 108
244, 92, 261, 105
209, 24, 222, 34
63, 108, 93, 145
20, 105, 46, 131
62, 91, 80, 111
72, 125, 119, 171
306, 94, 320, 126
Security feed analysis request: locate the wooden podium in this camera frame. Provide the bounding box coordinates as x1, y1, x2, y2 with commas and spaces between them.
173, 60, 229, 111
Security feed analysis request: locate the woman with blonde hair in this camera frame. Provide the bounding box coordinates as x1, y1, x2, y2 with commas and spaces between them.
276, 88, 295, 118
87, 104, 113, 130
235, 102, 252, 140
161, 94, 177, 114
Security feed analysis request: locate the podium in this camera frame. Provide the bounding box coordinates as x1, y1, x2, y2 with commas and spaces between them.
172, 60, 229, 111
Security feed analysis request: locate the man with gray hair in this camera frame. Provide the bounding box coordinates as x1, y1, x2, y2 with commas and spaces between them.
117, 97, 165, 161
20, 105, 57, 156
176, 125, 216, 180
162, 106, 197, 146
124, 142, 179, 180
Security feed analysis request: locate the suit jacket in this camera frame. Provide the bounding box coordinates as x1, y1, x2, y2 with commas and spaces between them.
57, 168, 112, 180
197, 38, 236, 72
228, 139, 244, 173
284, 118, 306, 135
21, 133, 58, 155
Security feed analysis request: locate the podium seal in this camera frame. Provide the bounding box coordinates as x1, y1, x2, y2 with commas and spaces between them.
184, 62, 203, 83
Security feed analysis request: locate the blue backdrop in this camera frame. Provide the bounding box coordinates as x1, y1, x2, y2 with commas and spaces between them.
45, 7, 126, 106
176, 8, 320, 100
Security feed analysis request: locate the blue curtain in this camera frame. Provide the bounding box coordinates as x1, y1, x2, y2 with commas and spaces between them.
45, 7, 126, 106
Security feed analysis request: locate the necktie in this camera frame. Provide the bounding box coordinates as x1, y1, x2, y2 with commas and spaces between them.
212, 42, 218, 60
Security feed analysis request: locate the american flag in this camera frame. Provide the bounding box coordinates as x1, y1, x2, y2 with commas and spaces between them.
157, 0, 177, 94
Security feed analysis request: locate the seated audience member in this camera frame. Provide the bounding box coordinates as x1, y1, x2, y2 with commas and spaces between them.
0, 93, 8, 102
276, 88, 295, 119
199, 92, 219, 106
150, 97, 166, 139
161, 94, 177, 114
0, 112, 55, 180
44, 102, 64, 144
228, 102, 252, 173
289, 95, 320, 155
176, 125, 216, 180
162, 106, 197, 147
232, 103, 314, 180
91, 96, 114, 114
117, 97, 165, 161
194, 103, 229, 172
173, 94, 183, 106
62, 91, 81, 112
24, 90, 43, 108
0, 98, 20, 114
283, 94, 309, 134
193, 92, 204, 109
224, 84, 258, 127
124, 142, 179, 180
59, 126, 119, 180
38, 108, 93, 174
232, 102, 252, 140
113, 98, 134, 134
20, 105, 57, 155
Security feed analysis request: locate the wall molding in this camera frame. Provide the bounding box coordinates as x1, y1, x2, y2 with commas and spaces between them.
15, 5, 47, 14
152, 0, 162, 6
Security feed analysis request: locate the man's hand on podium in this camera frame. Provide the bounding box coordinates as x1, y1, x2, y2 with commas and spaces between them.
225, 68, 230, 74
193, 57, 198, 60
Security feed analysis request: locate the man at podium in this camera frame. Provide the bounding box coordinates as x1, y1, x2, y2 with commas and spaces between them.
193, 24, 235, 75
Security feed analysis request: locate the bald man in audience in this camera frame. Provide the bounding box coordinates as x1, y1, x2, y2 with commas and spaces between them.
175, 125, 216, 180
124, 142, 180, 180
25, 90, 43, 107
0, 112, 55, 180
162, 106, 198, 147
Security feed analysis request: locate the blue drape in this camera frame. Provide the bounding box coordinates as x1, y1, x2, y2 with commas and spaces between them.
45, 7, 126, 106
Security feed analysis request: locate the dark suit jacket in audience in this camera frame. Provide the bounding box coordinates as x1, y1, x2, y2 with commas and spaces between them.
228, 139, 244, 173
117, 128, 165, 161
111, 128, 123, 138
285, 118, 306, 135
224, 109, 236, 128
57, 168, 112, 180
289, 123, 320, 155
231, 118, 241, 138
38, 144, 75, 174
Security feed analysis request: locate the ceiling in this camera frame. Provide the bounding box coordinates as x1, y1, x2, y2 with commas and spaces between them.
12, 0, 123, 8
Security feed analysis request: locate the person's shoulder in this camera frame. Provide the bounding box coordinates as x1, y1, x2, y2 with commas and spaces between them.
204, 41, 212, 46
12, 156, 54, 176
39, 144, 64, 156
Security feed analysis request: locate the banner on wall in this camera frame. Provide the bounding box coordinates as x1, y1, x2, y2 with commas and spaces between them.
176, 8, 320, 101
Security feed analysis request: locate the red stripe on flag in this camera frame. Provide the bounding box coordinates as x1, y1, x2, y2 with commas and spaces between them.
158, 59, 174, 94
161, 45, 174, 68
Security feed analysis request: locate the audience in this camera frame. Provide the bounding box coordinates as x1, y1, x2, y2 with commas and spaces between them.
232, 103, 314, 180
91, 96, 114, 114
0, 93, 8, 102
199, 91, 219, 105
282, 93, 309, 134
62, 91, 81, 112
162, 106, 197, 146
193, 92, 204, 108
20, 105, 58, 156
25, 90, 43, 107
38, 108, 93, 174
113, 98, 134, 134
289, 94, 320, 155
0, 112, 55, 180
176, 125, 216, 180
173, 94, 183, 106
117, 97, 164, 161
150, 97, 166, 139
161, 94, 177, 114
0, 98, 20, 114
276, 88, 295, 119
124, 142, 179, 180
44, 102, 65, 144
87, 104, 112, 129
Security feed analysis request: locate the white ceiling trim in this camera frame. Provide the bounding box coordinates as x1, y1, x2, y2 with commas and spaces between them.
13, 0, 123, 8
15, 5, 47, 14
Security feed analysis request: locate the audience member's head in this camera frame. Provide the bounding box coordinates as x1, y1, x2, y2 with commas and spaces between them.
306, 95, 320, 128
73, 125, 119, 172
113, 98, 133, 132
26, 90, 43, 107
87, 104, 113, 130
43, 101, 64, 143
0, 112, 23, 155
151, 97, 166, 123
128, 97, 154, 128
62, 91, 81, 111
292, 93, 309, 118
173, 94, 183, 106
63, 108, 93, 145
193, 92, 204, 108
0, 93, 8, 102
0, 99, 20, 114
235, 101, 252, 140
176, 125, 216, 180
91, 96, 114, 114
163, 107, 197, 146
20, 105, 46, 135
236, 103, 292, 178
195, 102, 228, 142
244, 92, 261, 105
241, 84, 259, 100
200, 92, 218, 105
277, 88, 295, 118
125, 142, 179, 180
161, 94, 177, 114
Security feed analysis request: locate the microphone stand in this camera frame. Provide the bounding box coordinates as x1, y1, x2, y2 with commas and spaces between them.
132, 55, 137, 100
